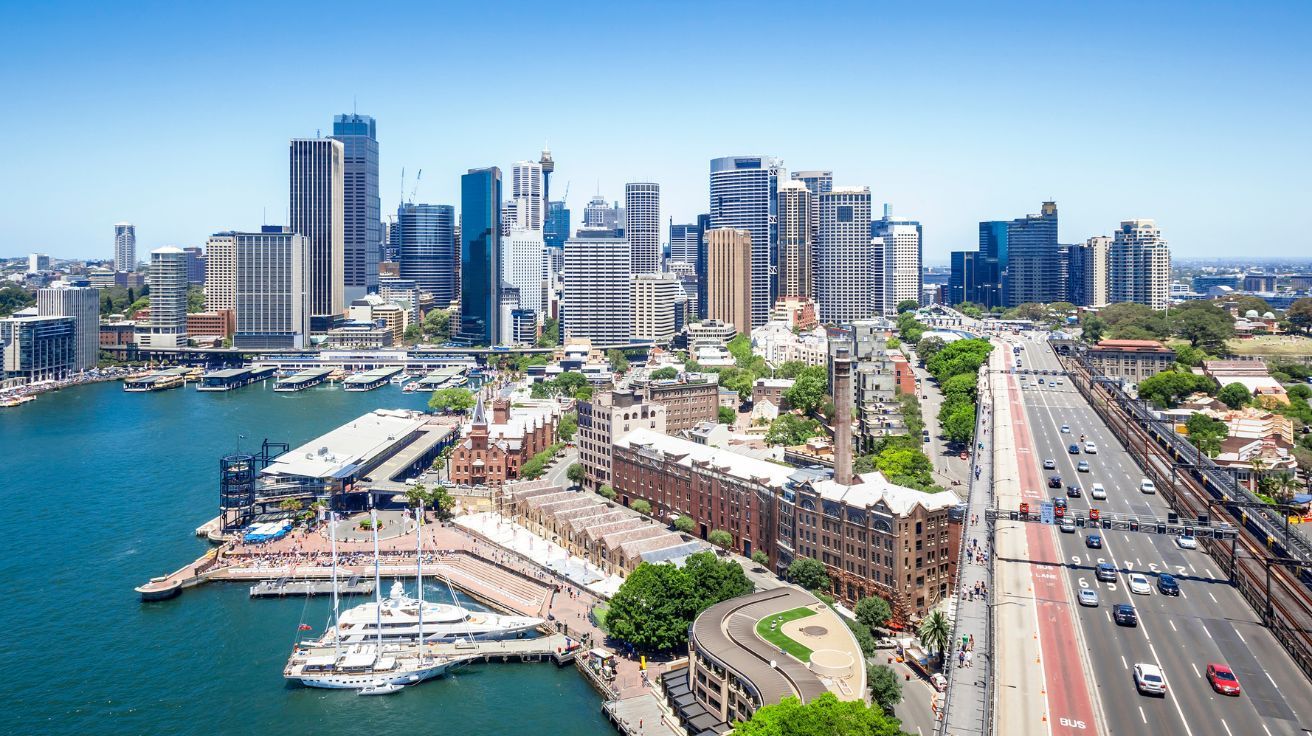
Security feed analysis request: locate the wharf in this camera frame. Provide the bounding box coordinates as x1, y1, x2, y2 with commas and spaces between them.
406, 367, 466, 392
123, 366, 191, 392
197, 366, 276, 392
273, 368, 334, 392
249, 576, 374, 598
342, 366, 404, 392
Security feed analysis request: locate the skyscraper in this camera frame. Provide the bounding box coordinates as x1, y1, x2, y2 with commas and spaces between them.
36, 284, 99, 371
1109, 220, 1170, 310
458, 167, 502, 346
694, 213, 711, 319
1004, 201, 1064, 307
289, 138, 345, 325
397, 203, 457, 305
329, 113, 380, 298
625, 183, 660, 275
502, 228, 545, 314
562, 235, 631, 345
776, 181, 813, 300
229, 227, 310, 349
632, 272, 682, 343
182, 246, 206, 285
815, 187, 873, 323
948, 251, 977, 307
511, 161, 545, 230
583, 194, 620, 232
544, 201, 571, 249
669, 221, 702, 269
976, 220, 1009, 309
791, 170, 832, 249
113, 222, 136, 272
710, 155, 781, 327
1070, 235, 1111, 307
704, 228, 753, 336
872, 209, 923, 315
143, 247, 188, 348
204, 233, 237, 313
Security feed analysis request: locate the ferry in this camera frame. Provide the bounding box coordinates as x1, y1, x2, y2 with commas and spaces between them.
0, 395, 36, 408
123, 367, 191, 393
196, 366, 277, 392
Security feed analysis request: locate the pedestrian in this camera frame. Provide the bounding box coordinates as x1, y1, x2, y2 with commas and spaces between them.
958, 649, 965, 668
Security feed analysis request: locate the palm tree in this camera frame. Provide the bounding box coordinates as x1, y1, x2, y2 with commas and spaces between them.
1269, 472, 1300, 505
1249, 456, 1267, 494
917, 610, 952, 660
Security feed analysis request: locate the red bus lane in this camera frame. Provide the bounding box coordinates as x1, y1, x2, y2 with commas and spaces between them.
1007, 375, 1099, 735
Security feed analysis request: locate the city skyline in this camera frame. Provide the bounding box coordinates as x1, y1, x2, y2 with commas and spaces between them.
4, 1, 1310, 261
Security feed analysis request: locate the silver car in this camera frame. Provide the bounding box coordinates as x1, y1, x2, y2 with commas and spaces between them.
1078, 589, 1099, 607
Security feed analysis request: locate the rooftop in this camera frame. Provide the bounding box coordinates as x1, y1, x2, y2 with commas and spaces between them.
261, 409, 429, 481
615, 429, 796, 489
1092, 339, 1174, 353
807, 471, 961, 515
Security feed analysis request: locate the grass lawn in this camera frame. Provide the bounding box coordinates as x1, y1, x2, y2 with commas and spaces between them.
1227, 335, 1312, 357
592, 602, 609, 634
755, 606, 818, 662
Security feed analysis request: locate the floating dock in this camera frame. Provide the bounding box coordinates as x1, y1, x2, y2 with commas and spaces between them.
250, 576, 375, 598
197, 366, 277, 392
405, 367, 467, 392
342, 366, 404, 392
274, 368, 334, 392
123, 366, 191, 393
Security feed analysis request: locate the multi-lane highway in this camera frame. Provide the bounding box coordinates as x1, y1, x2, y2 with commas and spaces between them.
1008, 334, 1312, 736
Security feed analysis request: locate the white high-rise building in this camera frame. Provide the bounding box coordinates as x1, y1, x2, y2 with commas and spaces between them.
776, 181, 813, 299
114, 222, 136, 272
562, 236, 631, 345
204, 233, 237, 313
625, 183, 660, 275
1109, 219, 1170, 310
872, 212, 923, 316
232, 228, 310, 349
28, 254, 51, 273
289, 138, 345, 322
36, 284, 99, 371
142, 247, 188, 348
632, 272, 681, 343
1075, 235, 1111, 307
815, 187, 873, 324
511, 161, 544, 231
502, 228, 545, 314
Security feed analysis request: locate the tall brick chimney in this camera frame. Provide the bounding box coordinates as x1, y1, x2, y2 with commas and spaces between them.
831, 344, 854, 486
492, 398, 510, 425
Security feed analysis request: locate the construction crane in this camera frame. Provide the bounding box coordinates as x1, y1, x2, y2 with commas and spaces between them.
410, 169, 422, 204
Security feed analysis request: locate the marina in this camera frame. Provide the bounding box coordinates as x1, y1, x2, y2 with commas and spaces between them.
122, 366, 192, 392
196, 365, 278, 392
342, 366, 405, 392
250, 576, 375, 598
274, 367, 335, 392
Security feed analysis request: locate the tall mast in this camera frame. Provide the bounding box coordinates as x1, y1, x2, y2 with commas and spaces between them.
415, 500, 425, 657
371, 499, 383, 650
330, 511, 341, 659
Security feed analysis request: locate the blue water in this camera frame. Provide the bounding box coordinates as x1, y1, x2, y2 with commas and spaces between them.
0, 381, 607, 736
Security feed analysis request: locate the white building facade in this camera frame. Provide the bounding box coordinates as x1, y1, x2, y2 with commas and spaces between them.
625, 182, 661, 275
562, 236, 632, 345
815, 187, 873, 324
1109, 219, 1170, 310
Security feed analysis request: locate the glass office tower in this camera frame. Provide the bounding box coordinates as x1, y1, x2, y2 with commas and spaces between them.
330, 114, 380, 296
458, 167, 502, 345
397, 203, 456, 305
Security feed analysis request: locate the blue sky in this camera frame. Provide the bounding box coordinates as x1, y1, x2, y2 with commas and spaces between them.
3, 0, 1310, 262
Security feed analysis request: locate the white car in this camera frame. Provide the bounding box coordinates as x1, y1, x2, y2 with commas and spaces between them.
1134, 663, 1168, 696
1078, 589, 1099, 607
1084, 442, 1097, 454
1177, 534, 1198, 550
1128, 573, 1152, 595
1090, 483, 1108, 500
1060, 424, 1070, 433
1140, 478, 1157, 494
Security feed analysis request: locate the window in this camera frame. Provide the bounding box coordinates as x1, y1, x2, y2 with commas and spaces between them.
838, 206, 854, 223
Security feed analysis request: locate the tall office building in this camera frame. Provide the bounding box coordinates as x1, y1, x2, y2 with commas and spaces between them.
329, 113, 380, 298
203, 233, 237, 312
583, 194, 620, 232
36, 284, 99, 371
625, 183, 661, 275
872, 210, 923, 316
113, 222, 136, 272
1109, 220, 1170, 310
633, 272, 682, 343
791, 170, 832, 249
562, 235, 631, 345
0, 316, 75, 383
710, 155, 781, 327
815, 187, 873, 323
694, 213, 711, 319
182, 246, 206, 285
545, 201, 571, 249
503, 228, 545, 314
28, 254, 51, 273
669, 221, 702, 269
289, 138, 345, 325
143, 247, 188, 348
1071, 235, 1111, 307
397, 203, 457, 305
974, 221, 1009, 309
511, 161, 545, 231
776, 181, 813, 300
458, 167, 502, 346
704, 228, 753, 335
228, 227, 310, 349
1004, 201, 1065, 306
948, 251, 977, 307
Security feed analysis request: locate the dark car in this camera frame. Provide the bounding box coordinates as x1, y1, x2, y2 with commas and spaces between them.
1067, 485, 1082, 498
1096, 562, 1117, 582
1069, 444, 1081, 454
1048, 475, 1063, 488
1086, 533, 1102, 549
1158, 574, 1180, 596
1113, 603, 1138, 626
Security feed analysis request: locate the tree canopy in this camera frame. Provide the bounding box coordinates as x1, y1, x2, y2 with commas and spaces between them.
428, 387, 474, 414
896, 299, 920, 314
733, 693, 906, 736
0, 284, 35, 318
708, 529, 734, 549
787, 557, 831, 592
650, 366, 678, 380
1287, 298, 1312, 336
605, 552, 752, 650
1217, 382, 1251, 409
1169, 301, 1234, 353
855, 596, 893, 632
1137, 369, 1215, 408
1184, 413, 1229, 457
765, 414, 822, 446
674, 515, 695, 534
867, 664, 904, 716
783, 370, 828, 415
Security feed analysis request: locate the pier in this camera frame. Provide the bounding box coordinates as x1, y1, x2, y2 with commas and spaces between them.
342, 366, 404, 392
406, 366, 467, 392
197, 366, 277, 392
273, 368, 334, 392
249, 576, 374, 598
123, 366, 191, 392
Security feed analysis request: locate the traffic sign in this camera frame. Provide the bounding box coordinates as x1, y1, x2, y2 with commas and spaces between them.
1040, 502, 1055, 524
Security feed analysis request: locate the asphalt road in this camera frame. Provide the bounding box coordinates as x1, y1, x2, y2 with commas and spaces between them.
1012, 336, 1312, 736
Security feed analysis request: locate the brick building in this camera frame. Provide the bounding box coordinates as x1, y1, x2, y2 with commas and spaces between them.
448, 396, 558, 486
577, 390, 667, 490
635, 375, 719, 433
186, 309, 235, 339
1086, 339, 1176, 382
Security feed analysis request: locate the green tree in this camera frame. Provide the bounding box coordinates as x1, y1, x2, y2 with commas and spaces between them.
1101, 302, 1170, 340
896, 299, 920, 314
855, 596, 893, 632
721, 368, 756, 403
0, 284, 36, 318
598, 484, 616, 500
956, 302, 983, 318
403, 323, 422, 343
404, 483, 430, 509
1170, 301, 1235, 353
940, 372, 977, 404
607, 349, 630, 373
896, 312, 924, 344
1012, 302, 1047, 322
186, 286, 206, 313
940, 402, 977, 446
718, 406, 737, 425
765, 414, 821, 446
650, 366, 678, 380
428, 387, 474, 414
674, 514, 695, 534
683, 551, 754, 608
783, 372, 827, 415
1184, 413, 1229, 457
916, 336, 947, 363
1233, 295, 1272, 316
917, 610, 951, 658
787, 557, 830, 592
278, 498, 303, 513
566, 462, 586, 485
1286, 298, 1312, 336
845, 616, 878, 656
1137, 370, 1216, 408
875, 448, 933, 482
430, 485, 455, 519
558, 412, 578, 441
537, 317, 560, 347
727, 333, 754, 363
751, 550, 770, 566
708, 529, 734, 549
421, 309, 452, 342
1080, 315, 1107, 343
733, 693, 904, 736
925, 339, 993, 383
604, 562, 699, 650
553, 371, 588, 396
775, 361, 810, 379
1217, 382, 1252, 409
631, 498, 652, 515
866, 664, 904, 716
1173, 344, 1207, 367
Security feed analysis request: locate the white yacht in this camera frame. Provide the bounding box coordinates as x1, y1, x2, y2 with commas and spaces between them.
320, 581, 543, 645
284, 644, 457, 689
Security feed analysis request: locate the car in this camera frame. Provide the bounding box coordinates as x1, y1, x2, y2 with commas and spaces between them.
1077, 460, 1091, 472
1038, 378, 1045, 385
1086, 533, 1103, 549
1158, 574, 1180, 596
1067, 485, 1082, 498
1206, 663, 1241, 696
1056, 379, 1064, 386
1090, 483, 1107, 500
1069, 444, 1081, 454
1113, 603, 1138, 625
1140, 478, 1157, 494
1084, 442, 1097, 453
1060, 424, 1071, 433
1078, 589, 1099, 607
1060, 519, 1076, 533
1048, 475, 1063, 489
930, 673, 948, 692
1134, 663, 1168, 696
1043, 458, 1057, 469
924, 435, 931, 443
1053, 497, 1068, 510
1128, 573, 1152, 595
1176, 533, 1197, 550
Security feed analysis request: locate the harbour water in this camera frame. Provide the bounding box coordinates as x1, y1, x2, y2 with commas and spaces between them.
0, 381, 608, 736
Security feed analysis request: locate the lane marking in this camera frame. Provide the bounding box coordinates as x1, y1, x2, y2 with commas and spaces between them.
1139, 706, 1147, 724
1190, 662, 1200, 677
1206, 568, 1214, 578
1121, 655, 1128, 669
1208, 591, 1217, 603
1169, 620, 1177, 632
1221, 719, 1232, 736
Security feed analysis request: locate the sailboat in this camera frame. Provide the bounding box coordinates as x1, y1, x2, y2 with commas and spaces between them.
283, 502, 459, 690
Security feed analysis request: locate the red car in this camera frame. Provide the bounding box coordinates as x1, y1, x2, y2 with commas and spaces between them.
1206, 663, 1241, 696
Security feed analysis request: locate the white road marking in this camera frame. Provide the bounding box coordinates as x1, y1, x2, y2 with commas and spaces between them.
1237, 630, 1246, 643
1206, 568, 1214, 578
1189, 562, 1197, 574
1190, 662, 1200, 677
1263, 723, 1274, 736
1139, 706, 1147, 724
1267, 671, 1278, 687
1169, 620, 1178, 632
1208, 591, 1217, 603
1121, 655, 1128, 669
1221, 719, 1233, 736
1204, 626, 1213, 639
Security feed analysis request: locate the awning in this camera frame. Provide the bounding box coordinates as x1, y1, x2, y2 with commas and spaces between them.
589, 648, 613, 659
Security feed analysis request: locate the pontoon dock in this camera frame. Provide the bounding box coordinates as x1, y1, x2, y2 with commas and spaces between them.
342, 366, 404, 392
273, 368, 335, 392
196, 366, 278, 392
